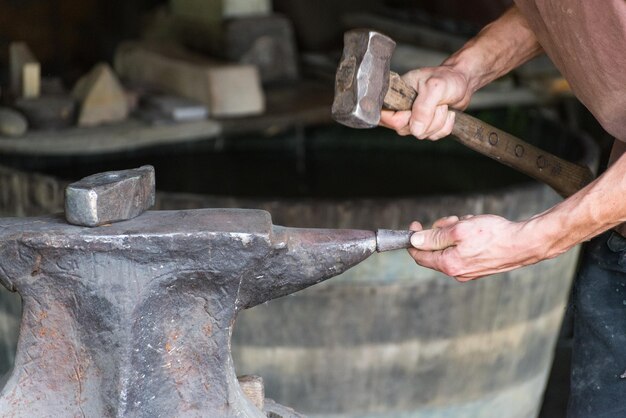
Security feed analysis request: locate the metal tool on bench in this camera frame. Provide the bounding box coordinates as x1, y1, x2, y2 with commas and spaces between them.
331, 29, 595, 198
0, 166, 413, 418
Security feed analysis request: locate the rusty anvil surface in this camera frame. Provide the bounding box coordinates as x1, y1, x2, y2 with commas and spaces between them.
0, 208, 379, 417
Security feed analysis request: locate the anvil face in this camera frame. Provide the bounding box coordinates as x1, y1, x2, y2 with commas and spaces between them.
0, 209, 376, 417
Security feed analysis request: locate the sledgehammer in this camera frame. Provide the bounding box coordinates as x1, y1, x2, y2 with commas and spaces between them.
331, 29, 594, 197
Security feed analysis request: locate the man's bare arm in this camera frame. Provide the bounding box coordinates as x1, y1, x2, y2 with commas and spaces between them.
407, 154, 626, 281
531, 153, 626, 259
447, 5, 543, 96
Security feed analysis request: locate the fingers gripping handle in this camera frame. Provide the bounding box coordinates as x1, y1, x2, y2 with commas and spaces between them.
382, 72, 594, 198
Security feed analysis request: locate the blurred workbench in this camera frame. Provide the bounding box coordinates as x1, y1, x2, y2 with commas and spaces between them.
0, 74, 552, 158
0, 80, 334, 157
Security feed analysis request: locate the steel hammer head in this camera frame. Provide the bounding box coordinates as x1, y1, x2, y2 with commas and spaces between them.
331, 29, 396, 128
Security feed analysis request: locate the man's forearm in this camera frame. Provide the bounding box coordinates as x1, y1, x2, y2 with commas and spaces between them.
529, 152, 626, 258
443, 5, 543, 95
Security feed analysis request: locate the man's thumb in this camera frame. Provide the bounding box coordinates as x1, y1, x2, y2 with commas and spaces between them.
410, 228, 455, 250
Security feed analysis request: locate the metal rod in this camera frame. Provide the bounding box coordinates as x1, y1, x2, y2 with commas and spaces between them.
376, 229, 414, 252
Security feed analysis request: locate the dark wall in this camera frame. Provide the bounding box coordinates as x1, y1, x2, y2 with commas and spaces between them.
0, 0, 512, 86
0, 0, 163, 84
273, 0, 383, 51
273, 0, 512, 52
386, 0, 512, 27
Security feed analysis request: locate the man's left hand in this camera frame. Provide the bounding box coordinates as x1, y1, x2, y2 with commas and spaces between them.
408, 215, 546, 281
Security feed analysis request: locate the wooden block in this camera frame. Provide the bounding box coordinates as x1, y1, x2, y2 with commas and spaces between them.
209, 66, 265, 116
22, 63, 41, 98
72, 63, 129, 127
114, 42, 264, 117
9, 42, 40, 98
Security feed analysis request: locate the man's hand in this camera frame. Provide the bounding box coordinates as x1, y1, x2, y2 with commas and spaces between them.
379, 67, 472, 140
379, 6, 542, 141
407, 215, 547, 281
407, 152, 626, 281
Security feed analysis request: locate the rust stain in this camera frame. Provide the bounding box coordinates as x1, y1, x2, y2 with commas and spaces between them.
166, 331, 180, 353
71, 364, 85, 382
31, 254, 42, 277
37, 326, 58, 339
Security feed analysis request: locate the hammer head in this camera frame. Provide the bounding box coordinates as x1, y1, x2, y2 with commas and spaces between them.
65, 165, 155, 227
331, 30, 396, 128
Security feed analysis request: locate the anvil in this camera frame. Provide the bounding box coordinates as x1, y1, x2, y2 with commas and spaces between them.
0, 208, 409, 417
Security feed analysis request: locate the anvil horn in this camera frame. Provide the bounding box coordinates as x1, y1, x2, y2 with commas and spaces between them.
238, 225, 377, 309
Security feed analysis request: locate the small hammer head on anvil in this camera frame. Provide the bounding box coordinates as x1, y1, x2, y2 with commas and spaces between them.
65, 165, 155, 227
331, 29, 396, 128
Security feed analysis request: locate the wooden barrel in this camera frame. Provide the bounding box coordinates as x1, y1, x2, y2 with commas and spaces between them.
0, 292, 20, 379
0, 108, 597, 415
0, 166, 68, 377
228, 186, 578, 418
157, 111, 595, 417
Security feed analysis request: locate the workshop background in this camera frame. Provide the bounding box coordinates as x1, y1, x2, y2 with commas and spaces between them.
0, 0, 614, 417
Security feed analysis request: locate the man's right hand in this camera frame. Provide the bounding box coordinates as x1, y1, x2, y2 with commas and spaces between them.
379, 66, 473, 140
378, 5, 543, 142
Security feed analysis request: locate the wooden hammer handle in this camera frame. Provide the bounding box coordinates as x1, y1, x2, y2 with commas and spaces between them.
383, 72, 594, 197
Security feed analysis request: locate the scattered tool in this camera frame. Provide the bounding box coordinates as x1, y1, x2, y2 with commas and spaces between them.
0, 167, 412, 418
332, 29, 594, 197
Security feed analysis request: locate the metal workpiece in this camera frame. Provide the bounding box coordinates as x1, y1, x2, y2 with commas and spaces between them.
376, 229, 415, 252
0, 208, 379, 417
64, 165, 155, 227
